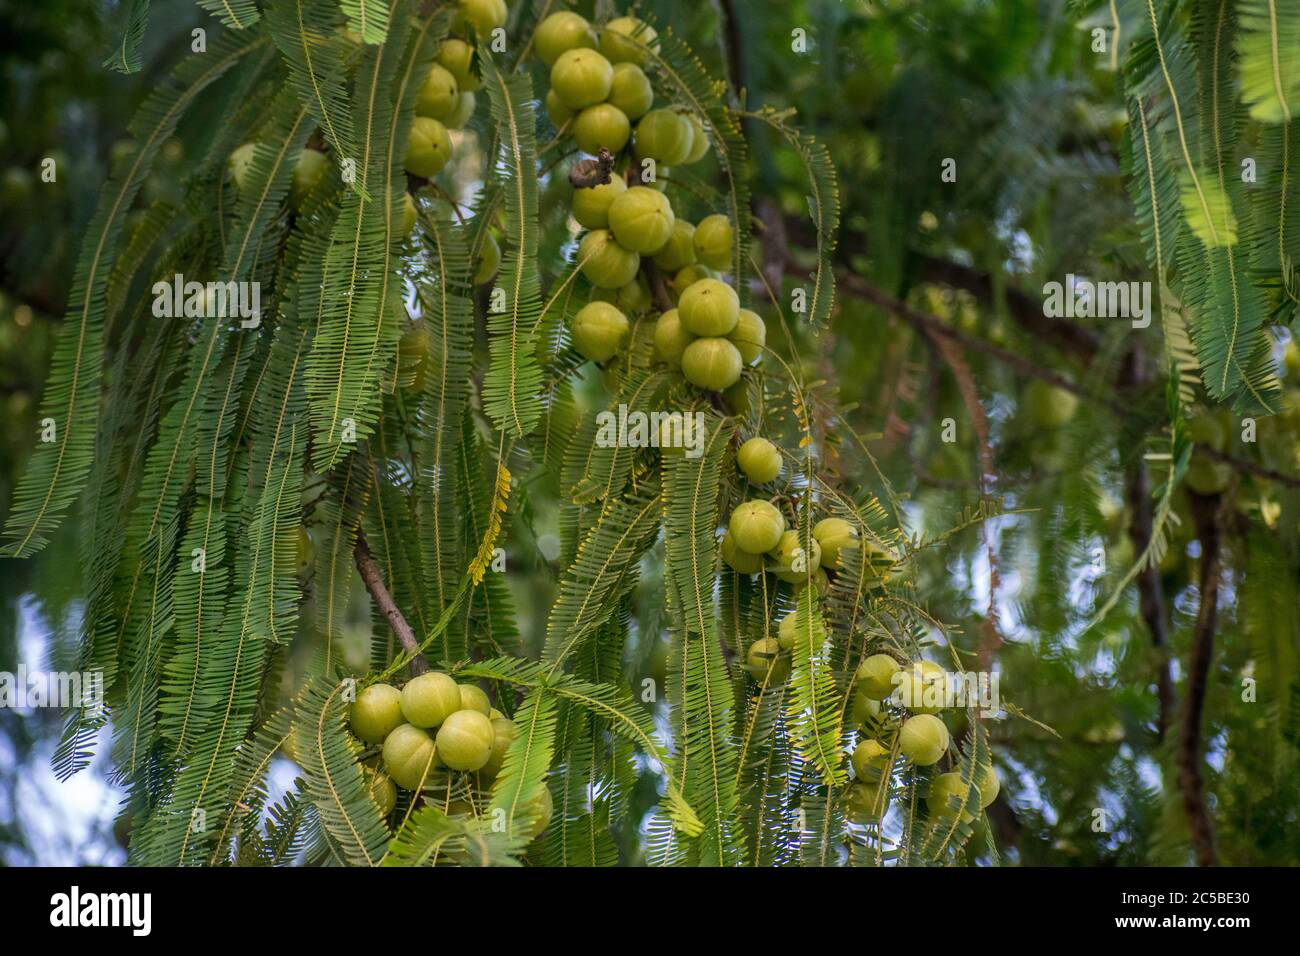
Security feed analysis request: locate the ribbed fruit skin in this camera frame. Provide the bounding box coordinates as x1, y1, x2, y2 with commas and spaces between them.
681, 337, 742, 391
728, 500, 786, 554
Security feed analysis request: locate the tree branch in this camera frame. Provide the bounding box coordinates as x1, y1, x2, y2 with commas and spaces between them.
354, 530, 429, 675
1181, 491, 1221, 866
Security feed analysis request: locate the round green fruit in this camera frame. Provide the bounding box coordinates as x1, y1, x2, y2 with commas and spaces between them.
813, 517, 859, 570
928, 772, 976, 822
551, 48, 614, 110
634, 109, 692, 167
289, 148, 330, 209
608, 62, 654, 120
571, 301, 630, 362
681, 337, 743, 391
672, 264, 715, 299
679, 278, 739, 336
737, 436, 781, 484
349, 683, 404, 743
523, 785, 554, 839
729, 500, 786, 555
400, 671, 462, 728
366, 768, 398, 816
693, 214, 734, 271
415, 63, 460, 122
653, 220, 696, 272
400, 193, 418, 235
590, 276, 651, 314
534, 10, 596, 66
776, 612, 799, 651
768, 530, 822, 583
1024, 379, 1079, 429
729, 309, 766, 364
720, 530, 765, 574
479, 717, 517, 779
445, 91, 476, 130
571, 176, 626, 229
852, 738, 892, 782
458, 683, 491, 716
652, 309, 695, 368
458, 0, 507, 37
600, 16, 659, 65
404, 116, 453, 178
854, 654, 901, 701
723, 379, 752, 416
682, 112, 710, 164
746, 637, 790, 685
573, 103, 630, 154
435, 708, 495, 771
845, 781, 889, 823
898, 714, 949, 766
978, 764, 1000, 808
793, 566, 831, 598
1185, 455, 1232, 495
851, 686, 883, 730
437, 38, 481, 92
296, 525, 315, 576
1187, 413, 1228, 452
382, 723, 437, 789
607, 185, 675, 254
474, 232, 501, 285
577, 229, 640, 289
897, 660, 948, 714
228, 143, 257, 193
546, 89, 574, 127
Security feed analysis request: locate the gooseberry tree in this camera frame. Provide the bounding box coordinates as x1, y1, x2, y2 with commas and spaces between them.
3, 1, 1011, 867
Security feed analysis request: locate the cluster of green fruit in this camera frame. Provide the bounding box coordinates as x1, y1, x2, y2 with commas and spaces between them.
348, 672, 552, 839
844, 655, 999, 825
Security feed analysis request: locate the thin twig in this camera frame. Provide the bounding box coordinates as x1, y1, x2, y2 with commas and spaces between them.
354, 529, 429, 675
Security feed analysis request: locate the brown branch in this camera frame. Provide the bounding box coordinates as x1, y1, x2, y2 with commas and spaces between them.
1197, 443, 1300, 489
1180, 491, 1221, 866
354, 530, 429, 675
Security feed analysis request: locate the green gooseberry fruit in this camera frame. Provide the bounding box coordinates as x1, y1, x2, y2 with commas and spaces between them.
296, 525, 315, 576
397, 322, 431, 386
571, 176, 626, 229
723, 379, 751, 416
672, 264, 715, 300
767, 530, 822, 584
400, 671, 462, 728
737, 436, 782, 484
600, 16, 659, 65
851, 686, 882, 729
852, 738, 892, 782
673, 309, 719, 367
382, 723, 437, 789
1024, 379, 1079, 429
693, 214, 734, 271
289, 148, 330, 209
634, 109, 692, 166
488, 707, 505, 720
728, 308, 766, 365
845, 780, 889, 823
720, 530, 765, 574
898, 713, 949, 766
437, 38, 481, 92
590, 277, 650, 314
435, 709, 495, 771
681, 112, 710, 164
653, 220, 696, 272
746, 636, 790, 685
928, 772, 976, 822
415, 63, 460, 122
854, 654, 901, 701
400, 193, 418, 235
978, 764, 1000, 808
459, 0, 508, 37
534, 10, 597, 66
608, 62, 654, 119
730, 500, 786, 555
551, 48, 614, 110
813, 517, 859, 570
404, 116, 453, 178
366, 768, 398, 816
474, 232, 501, 285
523, 785, 554, 839
792, 567, 831, 598
1186, 414, 1227, 452
573, 103, 631, 155
681, 337, 743, 391
458, 683, 491, 716
776, 611, 799, 651
679, 278, 739, 336
479, 717, 517, 779
228, 143, 257, 193
349, 683, 404, 743
546, 89, 574, 127
445, 91, 477, 130
607, 185, 675, 254
577, 229, 640, 289
1185, 454, 1232, 495
896, 660, 948, 714
571, 301, 631, 362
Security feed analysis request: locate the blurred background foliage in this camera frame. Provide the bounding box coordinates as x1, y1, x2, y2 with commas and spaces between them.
1, 0, 1297, 865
